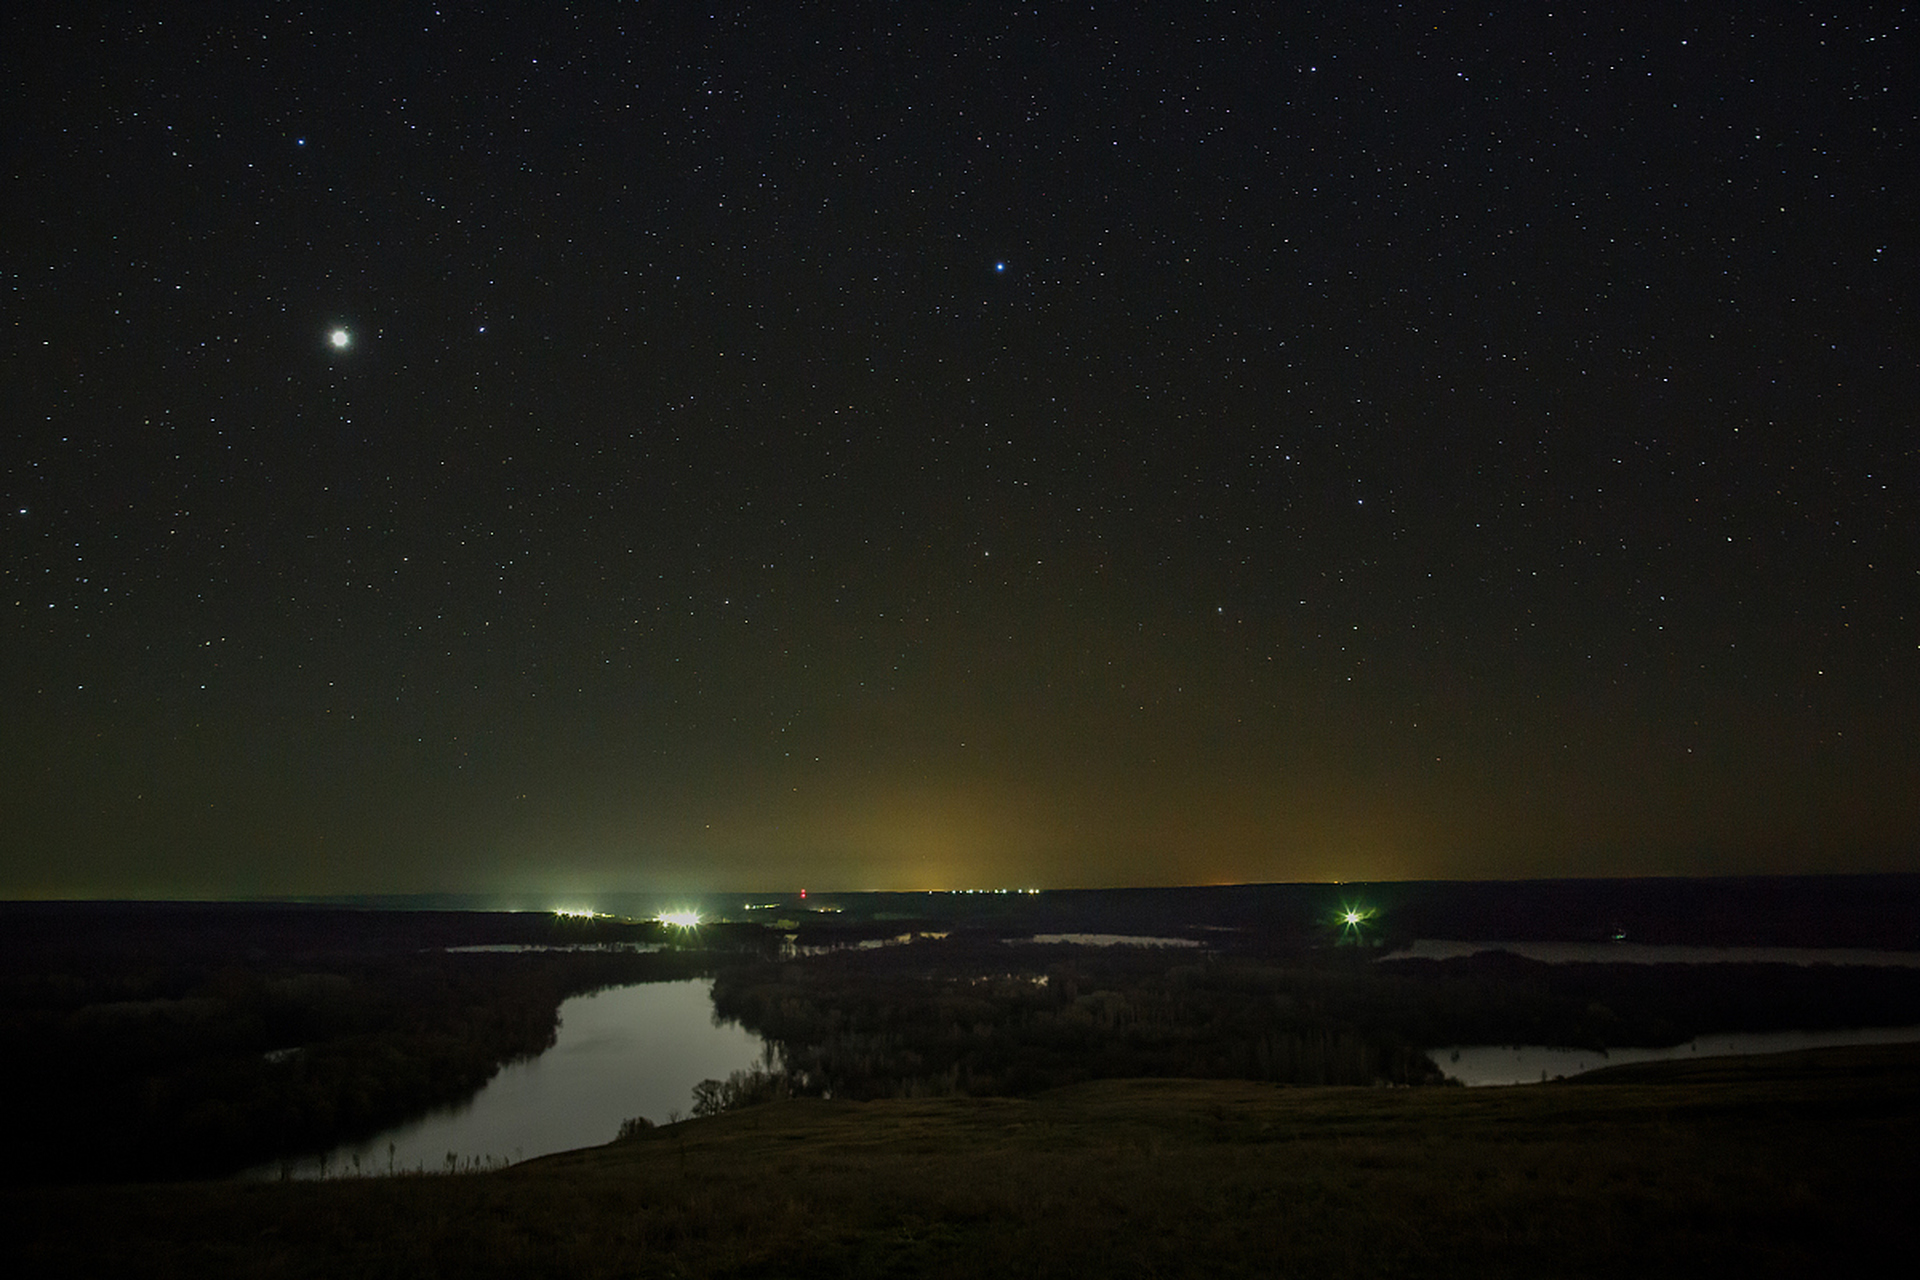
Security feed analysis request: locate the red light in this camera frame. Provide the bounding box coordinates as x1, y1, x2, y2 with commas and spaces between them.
799, 889, 807, 898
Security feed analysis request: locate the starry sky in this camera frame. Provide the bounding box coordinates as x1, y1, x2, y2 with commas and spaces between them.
4, 2, 1915, 899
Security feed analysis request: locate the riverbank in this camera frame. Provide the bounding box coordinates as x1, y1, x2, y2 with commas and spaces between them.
11, 1042, 1918, 1278
254, 979, 766, 1179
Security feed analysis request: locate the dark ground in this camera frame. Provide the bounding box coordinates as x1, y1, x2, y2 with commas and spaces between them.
9, 1043, 1919, 1278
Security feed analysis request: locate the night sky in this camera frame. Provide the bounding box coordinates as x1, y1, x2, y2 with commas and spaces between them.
5, 3, 1915, 899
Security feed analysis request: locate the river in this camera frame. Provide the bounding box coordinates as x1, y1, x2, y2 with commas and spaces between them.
259, 949, 1920, 1173
1383, 939, 1920, 1084
254, 978, 766, 1178
1437, 1024, 1920, 1086
1382, 939, 1920, 968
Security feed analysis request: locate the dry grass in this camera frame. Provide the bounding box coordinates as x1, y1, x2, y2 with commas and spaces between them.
9, 1043, 1917, 1278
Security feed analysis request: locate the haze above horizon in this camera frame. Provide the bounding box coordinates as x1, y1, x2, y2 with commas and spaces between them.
5, 4, 1914, 898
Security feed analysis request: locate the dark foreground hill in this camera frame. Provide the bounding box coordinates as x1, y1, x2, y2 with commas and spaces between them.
9, 1043, 1918, 1279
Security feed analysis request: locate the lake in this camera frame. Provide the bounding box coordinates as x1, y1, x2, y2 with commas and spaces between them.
255, 978, 766, 1177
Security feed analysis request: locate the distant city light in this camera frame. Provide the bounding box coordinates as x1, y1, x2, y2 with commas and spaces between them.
554, 907, 597, 919
657, 910, 702, 928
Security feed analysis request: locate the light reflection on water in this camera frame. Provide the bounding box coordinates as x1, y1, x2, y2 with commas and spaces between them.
441, 942, 665, 953
1025, 934, 1205, 948
1387, 940, 1920, 1085
1383, 939, 1920, 968
253, 979, 765, 1178
1440, 1025, 1920, 1086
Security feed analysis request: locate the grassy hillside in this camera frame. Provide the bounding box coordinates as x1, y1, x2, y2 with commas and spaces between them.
10, 1043, 1918, 1278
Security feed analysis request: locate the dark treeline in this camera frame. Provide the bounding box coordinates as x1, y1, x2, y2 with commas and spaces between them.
709, 934, 1920, 1108
1375, 949, 1920, 1050
1363, 874, 1920, 950
711, 937, 1451, 1101
795, 875, 1920, 950
0, 905, 757, 1183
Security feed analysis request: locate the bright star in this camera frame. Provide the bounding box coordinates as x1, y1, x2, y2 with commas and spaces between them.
328, 327, 352, 350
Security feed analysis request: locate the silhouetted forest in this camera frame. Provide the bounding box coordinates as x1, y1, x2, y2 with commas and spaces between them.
709, 933, 1920, 1105
0, 904, 760, 1182
7, 889, 1920, 1183
794, 875, 1920, 950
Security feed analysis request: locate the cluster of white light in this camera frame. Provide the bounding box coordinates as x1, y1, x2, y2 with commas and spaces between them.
939, 888, 1041, 895
553, 907, 598, 920
657, 910, 702, 928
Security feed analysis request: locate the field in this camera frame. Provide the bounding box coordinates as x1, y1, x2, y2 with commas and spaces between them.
10, 1042, 1918, 1279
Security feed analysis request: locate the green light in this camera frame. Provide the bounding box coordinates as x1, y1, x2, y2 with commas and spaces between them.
1335, 902, 1376, 942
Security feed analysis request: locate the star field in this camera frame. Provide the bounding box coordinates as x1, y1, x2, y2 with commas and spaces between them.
3, 3, 1914, 896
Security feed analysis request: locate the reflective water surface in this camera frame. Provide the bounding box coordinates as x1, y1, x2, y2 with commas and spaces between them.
1027, 934, 1205, 948
1384, 939, 1920, 967
254, 979, 765, 1177
1440, 1024, 1920, 1086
